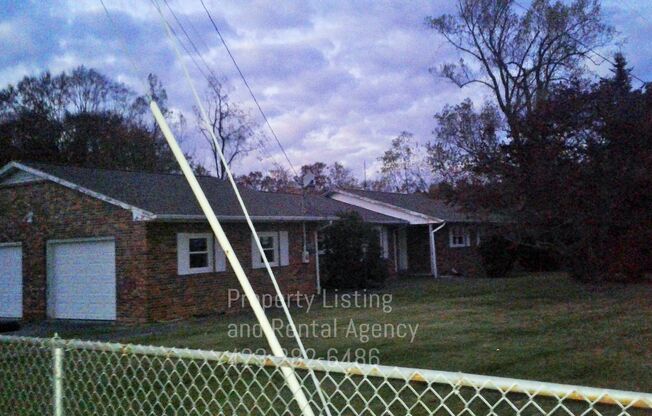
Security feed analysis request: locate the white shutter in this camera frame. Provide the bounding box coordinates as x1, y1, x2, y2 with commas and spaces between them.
252, 234, 263, 269
215, 240, 226, 272
279, 231, 289, 266
177, 233, 190, 274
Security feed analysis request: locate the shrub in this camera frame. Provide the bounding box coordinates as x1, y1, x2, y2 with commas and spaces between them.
321, 211, 389, 289
478, 235, 517, 278
567, 225, 648, 283
516, 244, 561, 272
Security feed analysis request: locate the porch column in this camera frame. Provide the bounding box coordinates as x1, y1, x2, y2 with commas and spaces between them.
428, 223, 437, 278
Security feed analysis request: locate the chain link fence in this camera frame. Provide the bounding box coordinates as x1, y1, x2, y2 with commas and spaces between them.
1, 335, 651, 416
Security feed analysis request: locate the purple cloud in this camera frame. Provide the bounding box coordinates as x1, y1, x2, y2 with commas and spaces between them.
1, 0, 650, 178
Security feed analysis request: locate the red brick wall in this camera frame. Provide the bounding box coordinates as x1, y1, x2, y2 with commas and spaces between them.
398, 223, 485, 277
0, 181, 148, 322
435, 223, 485, 277
145, 222, 318, 321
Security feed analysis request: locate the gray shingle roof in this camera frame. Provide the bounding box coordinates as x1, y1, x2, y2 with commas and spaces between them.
15, 162, 405, 224
334, 188, 483, 223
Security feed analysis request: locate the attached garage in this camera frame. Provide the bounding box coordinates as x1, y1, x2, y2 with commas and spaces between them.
47, 238, 116, 320
0, 243, 23, 319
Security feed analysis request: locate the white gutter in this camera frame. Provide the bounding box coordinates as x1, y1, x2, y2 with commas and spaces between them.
147, 214, 406, 224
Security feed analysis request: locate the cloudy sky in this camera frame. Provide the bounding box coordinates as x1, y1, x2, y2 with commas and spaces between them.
1, 0, 651, 177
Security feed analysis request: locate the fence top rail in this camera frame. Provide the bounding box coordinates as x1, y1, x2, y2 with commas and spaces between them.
1, 334, 650, 409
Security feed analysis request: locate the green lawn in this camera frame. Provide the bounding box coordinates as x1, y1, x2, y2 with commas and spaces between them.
51, 273, 652, 393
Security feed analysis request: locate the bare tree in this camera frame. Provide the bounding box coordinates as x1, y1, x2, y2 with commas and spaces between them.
428, 0, 612, 137
236, 165, 297, 193
328, 162, 359, 189
195, 76, 260, 179
378, 131, 430, 193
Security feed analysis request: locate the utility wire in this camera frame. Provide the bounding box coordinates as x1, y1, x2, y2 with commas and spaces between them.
150, 0, 213, 83
199, 0, 300, 181
150, 1, 332, 414
162, 0, 218, 85
99, 0, 150, 92
161, 0, 287, 174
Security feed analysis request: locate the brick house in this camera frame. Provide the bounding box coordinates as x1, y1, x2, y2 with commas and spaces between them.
0, 161, 486, 323
326, 189, 487, 278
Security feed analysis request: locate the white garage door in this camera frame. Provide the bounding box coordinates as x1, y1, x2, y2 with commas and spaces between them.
0, 244, 22, 318
48, 239, 116, 320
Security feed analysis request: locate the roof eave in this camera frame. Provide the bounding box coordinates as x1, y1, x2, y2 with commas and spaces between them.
1, 162, 155, 221
330, 189, 445, 224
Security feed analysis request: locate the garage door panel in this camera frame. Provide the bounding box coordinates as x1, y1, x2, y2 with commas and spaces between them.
0, 245, 22, 318
49, 239, 116, 320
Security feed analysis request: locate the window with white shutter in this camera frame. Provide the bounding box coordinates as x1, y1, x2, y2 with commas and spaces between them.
177, 233, 214, 275
252, 231, 290, 269
449, 226, 471, 248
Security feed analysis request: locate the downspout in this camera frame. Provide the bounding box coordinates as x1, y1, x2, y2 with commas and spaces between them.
429, 222, 446, 278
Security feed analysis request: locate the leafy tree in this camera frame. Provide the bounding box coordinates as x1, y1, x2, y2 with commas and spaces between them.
427, 99, 503, 182
0, 66, 197, 172
321, 211, 388, 289
436, 55, 651, 281
195, 76, 261, 179
426, 1, 651, 281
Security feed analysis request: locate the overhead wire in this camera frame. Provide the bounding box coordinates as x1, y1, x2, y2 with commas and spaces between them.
199, 0, 300, 181
159, 0, 287, 172
149, 1, 332, 414
99, 2, 322, 414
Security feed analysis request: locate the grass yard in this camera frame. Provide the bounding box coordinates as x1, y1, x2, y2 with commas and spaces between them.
31, 273, 652, 393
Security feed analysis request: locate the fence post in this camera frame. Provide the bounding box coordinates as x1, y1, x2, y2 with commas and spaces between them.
52, 334, 63, 416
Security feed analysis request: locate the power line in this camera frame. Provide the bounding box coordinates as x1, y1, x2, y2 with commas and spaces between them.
149, 3, 332, 414
158, 0, 288, 174
161, 0, 219, 85
149, 0, 214, 84
160, 0, 287, 174
512, 0, 648, 85
199, 0, 300, 180
98, 0, 150, 92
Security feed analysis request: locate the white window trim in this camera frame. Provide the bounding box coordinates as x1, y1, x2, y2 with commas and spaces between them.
177, 233, 214, 275
449, 226, 471, 248
254, 231, 280, 268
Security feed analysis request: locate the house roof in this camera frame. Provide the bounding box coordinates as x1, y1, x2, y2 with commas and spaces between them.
329, 188, 484, 223
0, 161, 405, 224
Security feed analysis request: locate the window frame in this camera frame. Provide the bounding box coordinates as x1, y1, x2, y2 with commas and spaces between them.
449, 226, 471, 248
256, 231, 280, 267
177, 233, 214, 275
